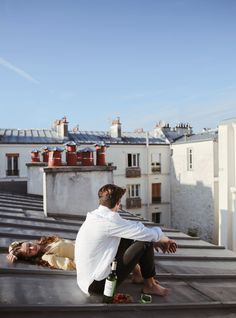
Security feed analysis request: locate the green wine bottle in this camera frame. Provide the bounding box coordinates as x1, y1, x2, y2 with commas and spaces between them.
103, 259, 117, 303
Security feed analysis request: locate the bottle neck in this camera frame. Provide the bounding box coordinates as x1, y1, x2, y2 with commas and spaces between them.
111, 261, 117, 271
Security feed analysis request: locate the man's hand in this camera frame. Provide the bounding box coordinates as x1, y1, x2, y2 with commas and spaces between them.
154, 237, 177, 254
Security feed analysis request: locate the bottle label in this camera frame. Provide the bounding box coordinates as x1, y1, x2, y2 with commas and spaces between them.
103, 279, 116, 297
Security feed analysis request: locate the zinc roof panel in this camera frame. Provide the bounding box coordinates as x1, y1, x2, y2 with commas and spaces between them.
1, 192, 236, 316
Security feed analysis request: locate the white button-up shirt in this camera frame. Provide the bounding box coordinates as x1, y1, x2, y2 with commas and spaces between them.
75, 205, 164, 295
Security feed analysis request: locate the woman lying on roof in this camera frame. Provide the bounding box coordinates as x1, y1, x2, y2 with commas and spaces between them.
6, 235, 76, 270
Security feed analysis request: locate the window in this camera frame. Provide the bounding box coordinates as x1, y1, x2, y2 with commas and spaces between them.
187, 148, 193, 171
151, 153, 161, 173
126, 184, 142, 208
152, 183, 161, 203
151, 153, 161, 165
152, 212, 161, 224
127, 153, 140, 167
127, 184, 140, 198
6, 153, 19, 176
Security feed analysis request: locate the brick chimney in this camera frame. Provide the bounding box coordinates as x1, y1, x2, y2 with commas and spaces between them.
110, 117, 122, 138
53, 117, 69, 138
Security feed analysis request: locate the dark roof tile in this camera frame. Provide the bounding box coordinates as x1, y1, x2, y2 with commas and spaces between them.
1, 192, 236, 317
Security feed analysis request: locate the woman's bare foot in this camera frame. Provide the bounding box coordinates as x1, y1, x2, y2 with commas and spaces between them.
142, 278, 169, 296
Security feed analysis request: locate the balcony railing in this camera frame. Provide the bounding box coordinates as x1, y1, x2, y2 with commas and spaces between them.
126, 167, 141, 178
6, 170, 19, 176
152, 197, 161, 204
126, 197, 142, 209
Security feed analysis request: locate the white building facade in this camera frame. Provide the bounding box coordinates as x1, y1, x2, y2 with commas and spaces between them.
0, 120, 68, 193
106, 143, 171, 225
5, 116, 236, 249
0, 118, 184, 227
218, 118, 236, 251
170, 132, 219, 243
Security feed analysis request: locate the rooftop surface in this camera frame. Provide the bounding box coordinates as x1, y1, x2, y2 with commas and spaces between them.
0, 128, 180, 145
0, 128, 66, 144
173, 130, 218, 144
70, 131, 167, 145
1, 192, 236, 317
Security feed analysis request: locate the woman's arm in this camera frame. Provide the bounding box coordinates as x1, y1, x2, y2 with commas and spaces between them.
6, 253, 17, 263
42, 254, 76, 270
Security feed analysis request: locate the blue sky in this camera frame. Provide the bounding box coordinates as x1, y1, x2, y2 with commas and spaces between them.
0, 0, 236, 133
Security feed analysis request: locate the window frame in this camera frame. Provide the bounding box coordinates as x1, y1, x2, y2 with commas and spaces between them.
151, 152, 161, 173
152, 183, 161, 203
152, 212, 161, 224
187, 147, 193, 171
127, 184, 140, 198
127, 153, 140, 168
6, 153, 19, 176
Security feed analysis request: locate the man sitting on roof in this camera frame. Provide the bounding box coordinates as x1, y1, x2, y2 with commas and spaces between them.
75, 183, 177, 296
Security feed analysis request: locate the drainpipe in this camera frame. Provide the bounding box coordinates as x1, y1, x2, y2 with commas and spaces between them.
146, 132, 150, 220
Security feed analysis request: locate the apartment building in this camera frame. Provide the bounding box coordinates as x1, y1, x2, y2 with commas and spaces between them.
2, 115, 236, 248
70, 119, 177, 225
0, 117, 186, 227
170, 129, 219, 243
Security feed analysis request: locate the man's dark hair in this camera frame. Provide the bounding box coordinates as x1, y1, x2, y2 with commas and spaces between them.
98, 184, 126, 209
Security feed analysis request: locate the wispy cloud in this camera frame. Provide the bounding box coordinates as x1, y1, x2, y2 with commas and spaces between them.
117, 89, 166, 102
188, 103, 236, 120
0, 57, 39, 84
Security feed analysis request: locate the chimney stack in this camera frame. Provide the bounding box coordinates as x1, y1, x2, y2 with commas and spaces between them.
53, 117, 69, 138
175, 123, 192, 136
153, 120, 166, 138
110, 117, 122, 138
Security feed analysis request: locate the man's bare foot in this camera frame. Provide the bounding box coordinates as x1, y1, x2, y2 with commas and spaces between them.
131, 264, 144, 284
131, 276, 144, 284
142, 279, 169, 296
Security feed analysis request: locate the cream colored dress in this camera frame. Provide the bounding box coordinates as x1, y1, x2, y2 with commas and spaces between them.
42, 239, 76, 270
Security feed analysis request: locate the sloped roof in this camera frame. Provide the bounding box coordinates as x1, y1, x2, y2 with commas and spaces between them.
162, 130, 186, 143
219, 117, 236, 125
0, 128, 66, 144
69, 131, 167, 145
1, 192, 236, 317
173, 130, 218, 144
0, 128, 171, 145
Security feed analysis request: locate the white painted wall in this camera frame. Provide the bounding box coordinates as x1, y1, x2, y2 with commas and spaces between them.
27, 163, 47, 196
106, 144, 171, 225
218, 119, 236, 250
0, 144, 65, 180
171, 139, 218, 243
43, 166, 114, 216
0, 141, 171, 226
0, 144, 31, 180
